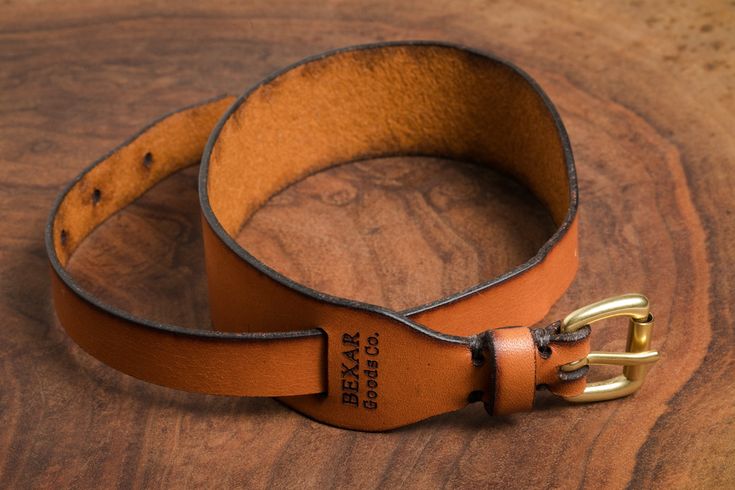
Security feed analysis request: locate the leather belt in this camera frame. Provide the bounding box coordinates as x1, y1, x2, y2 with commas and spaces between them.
45, 41, 660, 431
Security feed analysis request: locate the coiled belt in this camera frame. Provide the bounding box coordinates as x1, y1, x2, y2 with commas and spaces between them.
46, 41, 659, 431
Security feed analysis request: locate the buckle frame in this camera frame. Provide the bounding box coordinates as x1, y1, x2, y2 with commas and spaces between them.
560, 294, 660, 403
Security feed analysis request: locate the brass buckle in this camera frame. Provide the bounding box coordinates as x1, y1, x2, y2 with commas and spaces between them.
560, 294, 660, 403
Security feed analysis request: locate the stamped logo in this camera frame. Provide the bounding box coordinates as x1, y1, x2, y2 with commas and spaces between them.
340, 331, 381, 409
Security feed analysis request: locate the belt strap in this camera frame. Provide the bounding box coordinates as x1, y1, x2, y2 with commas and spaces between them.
46, 42, 656, 431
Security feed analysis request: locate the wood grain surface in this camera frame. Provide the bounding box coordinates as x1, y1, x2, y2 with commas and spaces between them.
1, 1, 733, 488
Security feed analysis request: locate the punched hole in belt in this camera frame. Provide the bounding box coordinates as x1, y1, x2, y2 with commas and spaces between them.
537, 345, 552, 359
91, 188, 101, 205
142, 151, 153, 168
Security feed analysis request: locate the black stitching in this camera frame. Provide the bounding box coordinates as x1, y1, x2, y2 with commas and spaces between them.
550, 326, 591, 343
531, 321, 591, 381
558, 365, 589, 381
532, 321, 591, 345
532, 322, 554, 358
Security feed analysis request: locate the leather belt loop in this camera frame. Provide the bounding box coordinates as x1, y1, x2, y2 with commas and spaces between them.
490, 327, 537, 415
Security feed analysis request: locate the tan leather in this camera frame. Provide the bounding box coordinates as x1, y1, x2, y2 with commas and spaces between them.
46, 42, 591, 431
491, 327, 537, 415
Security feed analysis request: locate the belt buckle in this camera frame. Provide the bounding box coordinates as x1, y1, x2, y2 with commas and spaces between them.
560, 294, 660, 403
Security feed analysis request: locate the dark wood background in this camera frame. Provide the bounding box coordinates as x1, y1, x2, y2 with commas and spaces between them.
1, 1, 733, 488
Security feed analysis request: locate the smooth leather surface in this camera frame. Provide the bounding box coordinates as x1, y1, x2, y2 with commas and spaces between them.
492, 327, 537, 415
46, 42, 590, 431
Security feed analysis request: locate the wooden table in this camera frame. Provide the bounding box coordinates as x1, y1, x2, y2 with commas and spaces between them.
2, 1, 733, 488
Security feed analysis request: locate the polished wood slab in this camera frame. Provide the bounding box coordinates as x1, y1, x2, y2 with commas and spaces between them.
1, 1, 733, 488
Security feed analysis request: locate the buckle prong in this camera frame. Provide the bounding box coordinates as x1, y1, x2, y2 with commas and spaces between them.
560, 293, 660, 403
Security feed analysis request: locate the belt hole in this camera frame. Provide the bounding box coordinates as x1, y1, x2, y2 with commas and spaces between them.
538, 345, 552, 359
60, 229, 68, 246
91, 188, 101, 205
143, 152, 153, 168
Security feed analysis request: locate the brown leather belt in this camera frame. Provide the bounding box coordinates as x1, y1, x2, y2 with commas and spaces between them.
46, 41, 660, 431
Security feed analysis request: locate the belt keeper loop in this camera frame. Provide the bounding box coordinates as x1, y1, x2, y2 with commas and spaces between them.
489, 326, 536, 416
